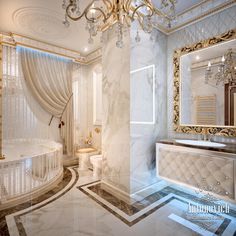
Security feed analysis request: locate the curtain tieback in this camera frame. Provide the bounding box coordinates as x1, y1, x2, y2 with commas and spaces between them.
48, 93, 73, 126
48, 115, 54, 126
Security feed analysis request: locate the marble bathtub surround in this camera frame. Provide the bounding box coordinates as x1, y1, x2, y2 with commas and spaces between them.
0, 167, 77, 236
0, 140, 63, 210
102, 22, 167, 202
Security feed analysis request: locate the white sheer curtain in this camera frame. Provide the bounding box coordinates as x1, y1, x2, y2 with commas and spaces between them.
19, 47, 74, 155
2, 46, 60, 141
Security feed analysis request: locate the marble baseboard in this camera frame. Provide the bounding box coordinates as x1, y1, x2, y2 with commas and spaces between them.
0, 170, 64, 211
63, 156, 79, 166
100, 180, 163, 204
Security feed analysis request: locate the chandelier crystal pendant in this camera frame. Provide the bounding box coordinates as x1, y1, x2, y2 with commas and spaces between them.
205, 49, 236, 86
62, 0, 178, 48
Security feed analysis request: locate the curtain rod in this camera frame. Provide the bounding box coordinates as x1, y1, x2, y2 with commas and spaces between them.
11, 32, 81, 55
1, 39, 83, 64
17, 43, 76, 61
1, 34, 101, 65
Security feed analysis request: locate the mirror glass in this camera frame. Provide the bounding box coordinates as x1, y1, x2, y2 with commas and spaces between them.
180, 39, 236, 127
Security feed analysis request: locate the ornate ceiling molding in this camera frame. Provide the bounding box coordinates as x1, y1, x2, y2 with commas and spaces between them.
13, 7, 70, 40
156, 0, 236, 34
1, 1, 235, 64
0, 32, 101, 65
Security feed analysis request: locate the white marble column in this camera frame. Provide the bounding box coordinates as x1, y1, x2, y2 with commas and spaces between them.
102, 24, 167, 201
102, 26, 131, 197
130, 26, 167, 194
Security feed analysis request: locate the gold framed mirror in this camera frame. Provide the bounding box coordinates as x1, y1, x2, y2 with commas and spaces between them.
173, 29, 236, 137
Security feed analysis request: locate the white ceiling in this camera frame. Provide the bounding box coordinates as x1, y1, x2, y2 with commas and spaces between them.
0, 0, 230, 55
0, 0, 101, 55
153, 0, 204, 15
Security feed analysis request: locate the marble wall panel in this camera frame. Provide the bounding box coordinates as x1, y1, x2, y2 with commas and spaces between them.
130, 26, 167, 194
102, 27, 131, 194
73, 61, 102, 151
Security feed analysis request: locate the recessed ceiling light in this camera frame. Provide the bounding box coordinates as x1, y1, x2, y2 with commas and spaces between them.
196, 55, 200, 60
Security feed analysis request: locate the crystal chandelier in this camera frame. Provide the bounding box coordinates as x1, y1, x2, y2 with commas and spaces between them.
62, 0, 178, 48
205, 49, 236, 86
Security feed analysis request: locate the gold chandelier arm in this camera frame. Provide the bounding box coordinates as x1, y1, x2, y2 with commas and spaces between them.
123, 0, 132, 13
144, 0, 153, 5
131, 3, 154, 20
124, 15, 131, 28
62, 0, 179, 48
85, 7, 108, 23
102, 0, 114, 11
66, 1, 94, 21
135, 12, 145, 31
102, 0, 116, 22
153, 6, 172, 21
84, 0, 114, 23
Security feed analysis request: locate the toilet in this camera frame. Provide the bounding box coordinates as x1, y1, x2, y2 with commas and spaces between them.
76, 148, 99, 170
90, 155, 102, 178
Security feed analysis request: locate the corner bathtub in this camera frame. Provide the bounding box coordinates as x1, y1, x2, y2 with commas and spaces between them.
0, 139, 63, 208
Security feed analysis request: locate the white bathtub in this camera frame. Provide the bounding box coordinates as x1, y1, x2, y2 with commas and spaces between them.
0, 139, 63, 208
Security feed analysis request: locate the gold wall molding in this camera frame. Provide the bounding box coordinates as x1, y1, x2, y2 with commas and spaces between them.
173, 29, 236, 137
156, 0, 236, 35
0, 32, 102, 65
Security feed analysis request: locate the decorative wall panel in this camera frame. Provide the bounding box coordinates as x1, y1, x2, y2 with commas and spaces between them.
2, 46, 60, 141
167, 6, 236, 139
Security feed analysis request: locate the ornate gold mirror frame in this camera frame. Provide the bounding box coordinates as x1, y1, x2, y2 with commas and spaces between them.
173, 29, 236, 137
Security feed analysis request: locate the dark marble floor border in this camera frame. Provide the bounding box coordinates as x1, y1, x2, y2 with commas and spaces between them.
0, 166, 79, 236
87, 183, 168, 216
78, 181, 236, 233
2, 170, 235, 235
79, 185, 174, 227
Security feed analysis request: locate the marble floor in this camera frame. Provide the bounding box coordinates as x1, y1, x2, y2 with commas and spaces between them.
1, 166, 236, 236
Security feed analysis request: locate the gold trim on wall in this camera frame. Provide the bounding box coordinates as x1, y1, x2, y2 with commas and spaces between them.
11, 33, 82, 55
155, 1, 236, 35
173, 29, 236, 137
0, 32, 102, 65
